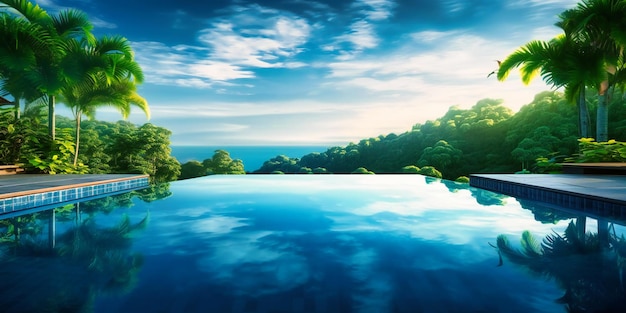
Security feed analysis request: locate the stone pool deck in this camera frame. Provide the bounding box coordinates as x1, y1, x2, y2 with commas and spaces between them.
470, 174, 626, 219
0, 174, 149, 215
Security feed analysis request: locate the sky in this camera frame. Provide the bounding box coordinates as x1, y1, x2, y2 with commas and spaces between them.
33, 0, 580, 146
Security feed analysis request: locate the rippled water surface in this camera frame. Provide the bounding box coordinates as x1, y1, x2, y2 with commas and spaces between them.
1, 175, 624, 312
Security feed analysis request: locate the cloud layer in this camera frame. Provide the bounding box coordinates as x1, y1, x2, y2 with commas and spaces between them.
47, 0, 579, 145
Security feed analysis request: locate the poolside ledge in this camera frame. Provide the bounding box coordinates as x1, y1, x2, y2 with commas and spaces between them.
469, 174, 626, 218
0, 174, 149, 215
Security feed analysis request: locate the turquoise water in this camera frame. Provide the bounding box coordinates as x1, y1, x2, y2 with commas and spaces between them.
1, 175, 625, 312
171, 146, 330, 171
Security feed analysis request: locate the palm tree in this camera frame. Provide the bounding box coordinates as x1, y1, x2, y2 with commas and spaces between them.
0, 0, 94, 140
59, 35, 148, 166
0, 10, 48, 119
63, 78, 148, 166
557, 0, 626, 142
497, 34, 603, 138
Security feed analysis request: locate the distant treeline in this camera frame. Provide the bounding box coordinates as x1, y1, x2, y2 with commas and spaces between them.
5, 89, 624, 182
249, 90, 626, 179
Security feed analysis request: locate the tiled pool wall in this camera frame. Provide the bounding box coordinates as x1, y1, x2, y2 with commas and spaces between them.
470, 176, 626, 219
0, 176, 149, 214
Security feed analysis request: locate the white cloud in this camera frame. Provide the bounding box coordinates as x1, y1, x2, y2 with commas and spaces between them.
326, 0, 395, 59
514, 0, 579, 7
411, 30, 460, 43
151, 100, 340, 118
132, 41, 254, 87
321, 29, 558, 118
336, 20, 379, 51
197, 8, 311, 68
129, 4, 311, 89
352, 0, 397, 21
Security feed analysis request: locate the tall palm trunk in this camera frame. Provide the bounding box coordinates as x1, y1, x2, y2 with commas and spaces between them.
73, 111, 81, 166
48, 95, 55, 140
577, 89, 591, 138
596, 83, 610, 142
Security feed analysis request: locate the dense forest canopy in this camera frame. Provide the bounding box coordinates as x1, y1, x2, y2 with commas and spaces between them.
181, 89, 626, 180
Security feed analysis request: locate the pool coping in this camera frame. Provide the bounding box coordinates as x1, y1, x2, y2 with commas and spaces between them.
469, 174, 626, 219
0, 174, 150, 215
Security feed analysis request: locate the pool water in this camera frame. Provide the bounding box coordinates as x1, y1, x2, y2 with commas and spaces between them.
1, 175, 625, 312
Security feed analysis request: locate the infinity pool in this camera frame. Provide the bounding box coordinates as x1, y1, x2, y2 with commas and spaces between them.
1, 175, 624, 312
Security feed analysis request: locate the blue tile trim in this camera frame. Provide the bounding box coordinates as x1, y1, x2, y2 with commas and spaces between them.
0, 177, 149, 214
469, 176, 626, 219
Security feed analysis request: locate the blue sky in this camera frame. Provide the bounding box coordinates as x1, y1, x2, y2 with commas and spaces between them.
38, 0, 578, 146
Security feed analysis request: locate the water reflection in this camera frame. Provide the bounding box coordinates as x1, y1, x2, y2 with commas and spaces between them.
0, 185, 166, 313
0, 175, 623, 312
496, 201, 626, 313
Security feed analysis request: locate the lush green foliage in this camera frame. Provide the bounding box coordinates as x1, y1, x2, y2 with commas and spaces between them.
0, 111, 180, 182
571, 138, 626, 162
179, 149, 245, 180
203, 150, 245, 175
56, 118, 180, 183
0, 0, 148, 169
252, 90, 622, 179
0, 109, 89, 174
27, 128, 88, 174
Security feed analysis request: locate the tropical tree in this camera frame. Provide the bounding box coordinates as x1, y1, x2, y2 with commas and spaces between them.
0, 0, 95, 140
497, 34, 602, 139
60, 35, 148, 166
203, 150, 245, 174
557, 0, 626, 142
0, 11, 47, 119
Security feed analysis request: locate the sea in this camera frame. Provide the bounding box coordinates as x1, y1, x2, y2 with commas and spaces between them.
170, 146, 332, 172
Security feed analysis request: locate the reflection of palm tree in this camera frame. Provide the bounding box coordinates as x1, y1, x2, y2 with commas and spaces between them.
496, 220, 626, 312
0, 211, 149, 312
58, 213, 149, 293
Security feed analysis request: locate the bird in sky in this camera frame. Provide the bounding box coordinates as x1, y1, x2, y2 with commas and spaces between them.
487, 60, 502, 78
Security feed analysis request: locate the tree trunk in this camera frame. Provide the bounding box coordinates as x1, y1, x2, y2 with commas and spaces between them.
14, 98, 20, 120
73, 112, 81, 167
596, 93, 609, 142
48, 95, 56, 140
577, 89, 590, 138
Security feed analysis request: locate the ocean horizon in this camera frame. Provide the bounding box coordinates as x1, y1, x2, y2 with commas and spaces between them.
171, 145, 332, 172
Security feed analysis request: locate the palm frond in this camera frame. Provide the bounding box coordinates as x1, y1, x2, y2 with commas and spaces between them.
51, 8, 93, 42
0, 0, 51, 26
521, 230, 544, 257
497, 40, 551, 84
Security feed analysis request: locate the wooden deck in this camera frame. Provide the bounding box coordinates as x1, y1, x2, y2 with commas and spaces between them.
0, 165, 24, 175
0, 174, 150, 216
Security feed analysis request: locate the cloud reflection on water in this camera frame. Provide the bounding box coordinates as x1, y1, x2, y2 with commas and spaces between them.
122, 175, 570, 312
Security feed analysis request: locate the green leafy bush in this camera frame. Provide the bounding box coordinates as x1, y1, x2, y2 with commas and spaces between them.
569, 138, 626, 163
27, 129, 88, 174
